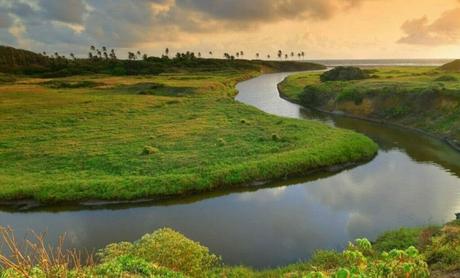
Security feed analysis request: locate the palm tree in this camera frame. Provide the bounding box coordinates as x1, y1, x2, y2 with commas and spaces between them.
209, 51, 213, 56
165, 48, 169, 57
291, 52, 294, 57
128, 52, 136, 60
267, 54, 271, 59
198, 52, 201, 58
137, 50, 141, 58
70, 53, 76, 60
278, 50, 282, 60
240, 51, 244, 57
90, 45, 95, 51
143, 54, 148, 60
102, 46, 107, 52
285, 54, 288, 59
256, 53, 259, 58
236, 52, 240, 58
301, 51, 305, 59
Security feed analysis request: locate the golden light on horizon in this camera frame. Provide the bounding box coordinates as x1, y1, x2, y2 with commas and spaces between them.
0, 0, 459, 59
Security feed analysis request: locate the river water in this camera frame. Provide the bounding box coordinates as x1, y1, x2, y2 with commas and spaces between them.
1, 71, 460, 268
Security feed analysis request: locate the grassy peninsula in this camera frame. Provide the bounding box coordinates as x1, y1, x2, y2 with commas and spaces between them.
279, 66, 460, 149
0, 47, 377, 203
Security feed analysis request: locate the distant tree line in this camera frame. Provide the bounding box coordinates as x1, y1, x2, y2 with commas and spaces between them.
0, 45, 322, 77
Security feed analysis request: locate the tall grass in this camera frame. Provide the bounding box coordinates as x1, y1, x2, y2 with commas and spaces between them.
0, 226, 93, 277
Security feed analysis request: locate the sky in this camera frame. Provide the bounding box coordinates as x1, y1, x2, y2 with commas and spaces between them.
0, 0, 460, 59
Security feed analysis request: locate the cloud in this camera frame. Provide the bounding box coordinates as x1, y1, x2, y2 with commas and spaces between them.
0, 11, 13, 28
39, 0, 88, 24
398, 7, 460, 45
0, 0, 370, 50
176, 0, 340, 22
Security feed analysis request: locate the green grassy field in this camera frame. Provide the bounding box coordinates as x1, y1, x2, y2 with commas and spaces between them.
279, 67, 460, 147
0, 70, 377, 203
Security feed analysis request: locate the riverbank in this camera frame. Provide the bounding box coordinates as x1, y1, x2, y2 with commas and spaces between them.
278, 67, 460, 151
1, 219, 459, 277
0, 69, 377, 204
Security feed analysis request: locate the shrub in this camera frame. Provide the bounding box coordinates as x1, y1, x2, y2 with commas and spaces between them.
98, 228, 221, 277
141, 146, 159, 155
133, 228, 221, 276
336, 87, 364, 105
217, 138, 226, 146
304, 239, 429, 277
96, 255, 186, 277
96, 255, 154, 277
374, 227, 423, 252
424, 223, 460, 271
271, 133, 281, 141
435, 75, 458, 82
320, 66, 369, 82
309, 250, 345, 270
300, 85, 330, 107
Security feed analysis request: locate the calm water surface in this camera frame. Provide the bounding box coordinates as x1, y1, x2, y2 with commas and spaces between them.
1, 72, 460, 268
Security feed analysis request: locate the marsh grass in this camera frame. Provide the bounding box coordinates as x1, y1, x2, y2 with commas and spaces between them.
0, 226, 93, 277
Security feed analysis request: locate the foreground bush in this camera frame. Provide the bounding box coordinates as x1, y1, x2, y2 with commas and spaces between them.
4, 222, 460, 277
97, 228, 221, 277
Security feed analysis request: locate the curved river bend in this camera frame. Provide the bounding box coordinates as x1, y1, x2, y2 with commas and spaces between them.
2, 72, 460, 268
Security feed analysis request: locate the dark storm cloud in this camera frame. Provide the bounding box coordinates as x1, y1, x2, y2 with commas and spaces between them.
176, 0, 338, 21
398, 6, 460, 45
0, 0, 369, 49
39, 0, 88, 24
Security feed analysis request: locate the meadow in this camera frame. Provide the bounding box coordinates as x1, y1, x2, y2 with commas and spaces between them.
279, 67, 460, 148
0, 70, 377, 203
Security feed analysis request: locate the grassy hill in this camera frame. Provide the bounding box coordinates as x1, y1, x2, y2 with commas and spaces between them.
0, 45, 49, 66
440, 59, 460, 72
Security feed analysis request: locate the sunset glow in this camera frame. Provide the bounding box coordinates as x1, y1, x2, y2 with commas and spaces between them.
1, 0, 459, 59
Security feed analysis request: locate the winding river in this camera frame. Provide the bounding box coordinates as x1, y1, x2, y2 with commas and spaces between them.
2, 72, 460, 268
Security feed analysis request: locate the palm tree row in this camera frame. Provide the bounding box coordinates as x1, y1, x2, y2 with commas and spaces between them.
41, 46, 307, 62
88, 45, 118, 61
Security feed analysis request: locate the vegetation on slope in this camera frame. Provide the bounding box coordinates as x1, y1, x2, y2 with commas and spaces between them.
440, 59, 460, 72
279, 67, 460, 149
2, 220, 460, 277
0, 45, 325, 77
320, 66, 370, 82
0, 70, 376, 203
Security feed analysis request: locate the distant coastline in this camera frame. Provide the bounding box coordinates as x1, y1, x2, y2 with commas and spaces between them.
304, 59, 453, 67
